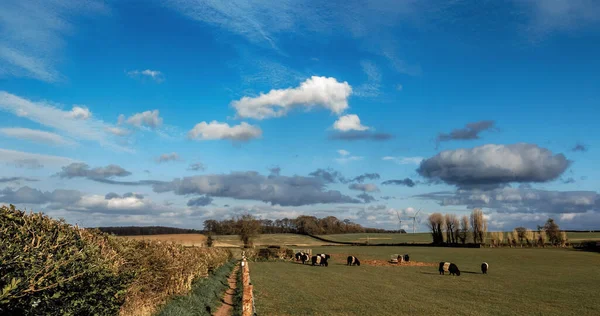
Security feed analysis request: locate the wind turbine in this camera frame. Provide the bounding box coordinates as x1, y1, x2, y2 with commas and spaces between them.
395, 211, 403, 232
408, 208, 422, 234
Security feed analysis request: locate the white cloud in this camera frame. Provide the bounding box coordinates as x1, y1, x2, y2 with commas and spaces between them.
105, 127, 131, 137
231, 76, 352, 120
335, 150, 363, 164
382, 156, 424, 165
0, 91, 130, 151
68, 106, 91, 120
123, 110, 163, 129
337, 149, 350, 156
188, 121, 262, 141
0, 128, 75, 146
127, 69, 164, 82
560, 213, 577, 221
0, 148, 76, 169
0, 0, 107, 82
333, 114, 369, 131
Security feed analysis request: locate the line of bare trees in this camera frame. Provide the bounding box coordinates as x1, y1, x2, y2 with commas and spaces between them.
428, 208, 487, 244
428, 210, 570, 247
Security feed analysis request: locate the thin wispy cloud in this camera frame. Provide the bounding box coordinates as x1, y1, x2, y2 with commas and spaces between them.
127, 69, 164, 82
0, 0, 107, 82
335, 150, 363, 164
0, 92, 131, 152
354, 60, 382, 97
382, 156, 424, 165
0, 149, 77, 169
0, 128, 76, 146
156, 152, 180, 163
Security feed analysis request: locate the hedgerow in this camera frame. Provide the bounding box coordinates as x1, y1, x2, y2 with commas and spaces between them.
0, 205, 231, 316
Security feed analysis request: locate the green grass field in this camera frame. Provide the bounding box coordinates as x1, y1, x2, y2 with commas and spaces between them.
250, 246, 600, 316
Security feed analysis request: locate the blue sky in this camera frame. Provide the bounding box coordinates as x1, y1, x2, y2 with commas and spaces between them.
1, 0, 599, 231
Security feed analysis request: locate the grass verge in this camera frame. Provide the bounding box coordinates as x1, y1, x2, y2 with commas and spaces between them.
232, 266, 243, 316
156, 260, 237, 316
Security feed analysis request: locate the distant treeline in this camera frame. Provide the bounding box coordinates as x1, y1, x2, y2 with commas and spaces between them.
95, 226, 204, 236
204, 215, 405, 235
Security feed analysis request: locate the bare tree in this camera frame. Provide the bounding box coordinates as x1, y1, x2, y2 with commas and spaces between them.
444, 213, 459, 244
524, 229, 534, 246
457, 215, 470, 244
427, 213, 445, 244
470, 209, 487, 244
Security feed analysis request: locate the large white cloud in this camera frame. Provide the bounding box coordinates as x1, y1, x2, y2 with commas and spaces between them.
417, 143, 570, 187
188, 121, 262, 141
333, 114, 369, 131
231, 76, 352, 119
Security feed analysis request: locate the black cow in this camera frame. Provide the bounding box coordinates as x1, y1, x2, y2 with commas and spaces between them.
403, 254, 410, 262
316, 253, 331, 260
301, 253, 310, 264
481, 262, 488, 274
347, 256, 361, 266
312, 255, 328, 267
439, 262, 460, 276
295, 252, 303, 261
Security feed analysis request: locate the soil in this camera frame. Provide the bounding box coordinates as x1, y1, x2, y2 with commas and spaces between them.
213, 264, 240, 316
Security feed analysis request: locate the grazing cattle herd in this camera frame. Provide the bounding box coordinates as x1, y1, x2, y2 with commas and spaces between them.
294, 251, 489, 276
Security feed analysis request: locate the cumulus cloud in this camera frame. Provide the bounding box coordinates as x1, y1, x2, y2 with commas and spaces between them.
187, 196, 213, 207
105, 192, 144, 200
0, 149, 75, 169
416, 187, 599, 215
0, 128, 75, 146
350, 173, 380, 183
61, 193, 167, 215
436, 120, 496, 145
349, 183, 380, 192
127, 69, 164, 82
152, 171, 360, 206
56, 163, 132, 180
156, 152, 180, 163
382, 178, 416, 187
309, 168, 346, 184
0, 186, 82, 205
231, 76, 352, 119
188, 121, 262, 142
333, 114, 369, 131
356, 193, 376, 203
0, 92, 131, 151
329, 131, 393, 141
188, 162, 205, 171
123, 110, 163, 129
417, 143, 570, 187
68, 106, 91, 120
382, 156, 424, 165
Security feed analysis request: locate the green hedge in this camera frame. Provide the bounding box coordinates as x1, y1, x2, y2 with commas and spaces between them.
0, 205, 131, 315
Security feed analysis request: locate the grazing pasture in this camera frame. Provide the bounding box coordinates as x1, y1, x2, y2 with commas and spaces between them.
251, 246, 600, 316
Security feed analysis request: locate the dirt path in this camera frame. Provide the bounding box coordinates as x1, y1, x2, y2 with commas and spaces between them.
213, 264, 240, 316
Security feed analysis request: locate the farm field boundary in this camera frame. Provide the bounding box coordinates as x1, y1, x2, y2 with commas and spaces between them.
306, 234, 482, 248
